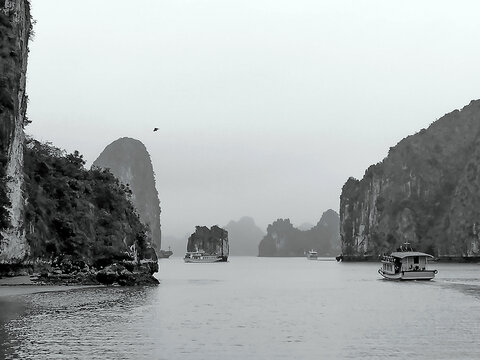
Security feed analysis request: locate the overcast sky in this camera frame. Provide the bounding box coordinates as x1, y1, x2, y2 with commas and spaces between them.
26, 0, 480, 240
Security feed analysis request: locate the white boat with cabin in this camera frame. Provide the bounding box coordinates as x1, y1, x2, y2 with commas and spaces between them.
378, 244, 438, 280
306, 250, 318, 260
184, 251, 227, 263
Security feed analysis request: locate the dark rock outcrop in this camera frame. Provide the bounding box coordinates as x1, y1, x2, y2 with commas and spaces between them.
93, 138, 162, 251
187, 225, 229, 257
225, 216, 265, 256
339, 100, 480, 258
258, 210, 340, 256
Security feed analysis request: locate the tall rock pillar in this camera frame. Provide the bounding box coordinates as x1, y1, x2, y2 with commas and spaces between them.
0, 0, 31, 262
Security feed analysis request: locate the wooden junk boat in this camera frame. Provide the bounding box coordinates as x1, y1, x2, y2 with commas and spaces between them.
378, 243, 438, 281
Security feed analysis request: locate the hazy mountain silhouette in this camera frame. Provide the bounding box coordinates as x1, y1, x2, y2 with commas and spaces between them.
225, 216, 266, 256
297, 222, 314, 231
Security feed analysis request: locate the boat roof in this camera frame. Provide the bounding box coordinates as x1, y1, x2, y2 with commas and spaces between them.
391, 251, 434, 259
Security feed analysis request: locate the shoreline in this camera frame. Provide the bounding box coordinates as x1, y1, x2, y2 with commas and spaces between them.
0, 275, 103, 298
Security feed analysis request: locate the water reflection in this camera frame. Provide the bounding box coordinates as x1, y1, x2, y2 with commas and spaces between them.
1, 287, 160, 360
0, 298, 27, 360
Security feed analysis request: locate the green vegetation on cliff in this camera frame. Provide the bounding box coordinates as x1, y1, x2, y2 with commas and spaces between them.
23, 139, 153, 268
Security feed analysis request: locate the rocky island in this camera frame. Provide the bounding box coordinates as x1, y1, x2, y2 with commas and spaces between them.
186, 225, 229, 261
258, 210, 340, 257
340, 100, 480, 260
0, 1, 158, 285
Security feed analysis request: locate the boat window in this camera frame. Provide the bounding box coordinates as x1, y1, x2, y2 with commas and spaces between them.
414, 256, 419, 264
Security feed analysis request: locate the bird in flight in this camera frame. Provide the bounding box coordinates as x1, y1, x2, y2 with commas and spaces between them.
153, 128, 159, 132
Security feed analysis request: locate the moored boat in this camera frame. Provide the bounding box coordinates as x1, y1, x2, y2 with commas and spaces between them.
378, 244, 438, 280
184, 251, 227, 263
184, 225, 229, 263
158, 247, 173, 259
306, 250, 318, 260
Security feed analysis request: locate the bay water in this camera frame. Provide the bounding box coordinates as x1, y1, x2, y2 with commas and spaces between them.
1, 257, 480, 359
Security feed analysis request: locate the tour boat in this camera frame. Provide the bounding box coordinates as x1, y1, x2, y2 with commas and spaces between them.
184, 251, 227, 263
158, 247, 173, 259
378, 244, 438, 280
306, 250, 318, 260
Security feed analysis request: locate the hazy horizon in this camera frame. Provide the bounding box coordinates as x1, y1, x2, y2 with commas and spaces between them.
25, 0, 480, 238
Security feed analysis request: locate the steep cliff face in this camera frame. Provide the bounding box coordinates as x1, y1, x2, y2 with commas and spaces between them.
225, 216, 265, 256
0, 0, 31, 263
340, 100, 480, 257
258, 210, 340, 256
93, 138, 162, 251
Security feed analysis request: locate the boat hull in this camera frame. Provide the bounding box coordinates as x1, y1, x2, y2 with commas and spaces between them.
184, 255, 228, 263
378, 269, 437, 281
158, 250, 173, 259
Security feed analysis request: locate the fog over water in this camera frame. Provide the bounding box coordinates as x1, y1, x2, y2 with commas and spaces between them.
25, 0, 480, 237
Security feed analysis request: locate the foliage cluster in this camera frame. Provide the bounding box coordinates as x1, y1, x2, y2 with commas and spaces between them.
23, 139, 150, 267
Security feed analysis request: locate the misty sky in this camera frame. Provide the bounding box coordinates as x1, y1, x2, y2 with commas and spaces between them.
26, 0, 480, 240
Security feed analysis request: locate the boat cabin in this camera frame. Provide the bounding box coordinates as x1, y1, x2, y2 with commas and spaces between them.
392, 252, 433, 271
380, 250, 437, 280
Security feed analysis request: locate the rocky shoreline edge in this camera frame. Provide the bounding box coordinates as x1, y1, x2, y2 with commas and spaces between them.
0, 259, 159, 287
337, 254, 480, 263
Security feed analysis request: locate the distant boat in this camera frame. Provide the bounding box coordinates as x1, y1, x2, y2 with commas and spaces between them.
184, 225, 229, 263
158, 248, 173, 259
306, 250, 318, 260
378, 243, 438, 280
184, 251, 227, 263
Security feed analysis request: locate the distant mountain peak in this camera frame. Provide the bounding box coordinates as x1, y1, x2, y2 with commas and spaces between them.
224, 216, 265, 256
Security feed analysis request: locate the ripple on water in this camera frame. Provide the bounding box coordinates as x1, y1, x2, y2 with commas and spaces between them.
1, 259, 480, 359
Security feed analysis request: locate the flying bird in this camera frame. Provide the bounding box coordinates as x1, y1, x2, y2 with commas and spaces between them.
153, 127, 159, 132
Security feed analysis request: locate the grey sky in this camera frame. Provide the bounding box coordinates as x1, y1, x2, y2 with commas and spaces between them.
26, 0, 480, 239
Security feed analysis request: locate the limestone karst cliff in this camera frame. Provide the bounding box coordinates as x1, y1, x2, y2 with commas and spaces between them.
93, 137, 162, 251
340, 100, 480, 258
258, 210, 340, 257
0, 3, 158, 284
0, 0, 31, 263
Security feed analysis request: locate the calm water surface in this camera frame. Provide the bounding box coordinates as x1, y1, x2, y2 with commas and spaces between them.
1, 257, 480, 359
